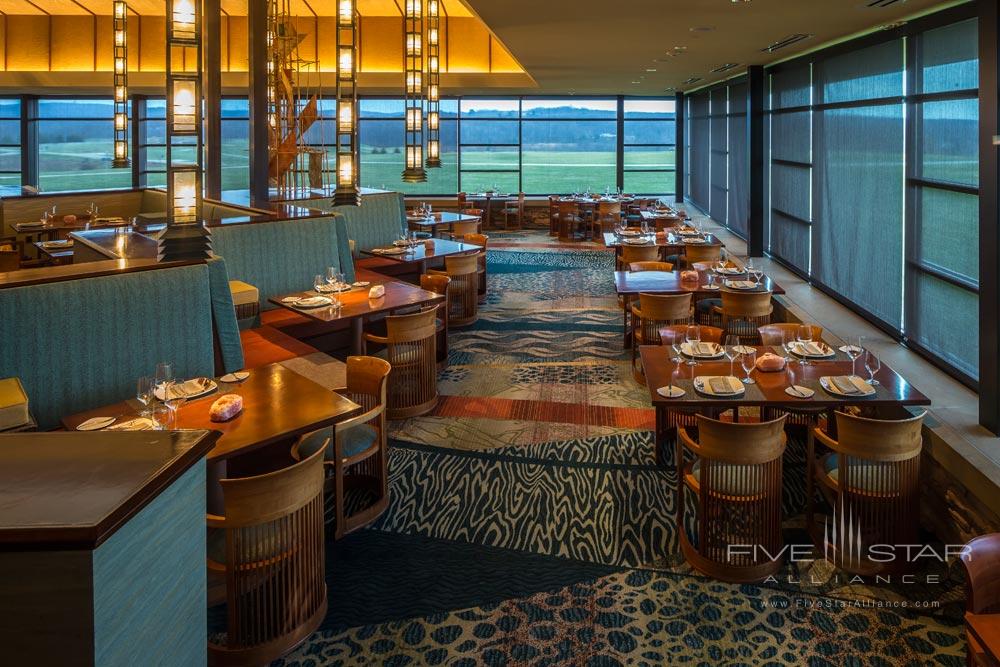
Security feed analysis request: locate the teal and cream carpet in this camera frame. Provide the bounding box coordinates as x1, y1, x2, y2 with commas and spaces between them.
268, 231, 965, 665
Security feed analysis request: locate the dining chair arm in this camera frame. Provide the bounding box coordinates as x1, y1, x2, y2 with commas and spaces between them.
711, 305, 724, 315
812, 426, 838, 450
364, 332, 389, 345
334, 405, 384, 438
206, 513, 227, 528
677, 426, 702, 455
630, 304, 643, 319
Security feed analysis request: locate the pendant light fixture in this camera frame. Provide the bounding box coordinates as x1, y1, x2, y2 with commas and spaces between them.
334, 0, 360, 205
425, 0, 441, 168
111, 0, 128, 168
402, 0, 426, 183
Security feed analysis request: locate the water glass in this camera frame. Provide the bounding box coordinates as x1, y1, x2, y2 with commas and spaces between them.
154, 362, 173, 396
314, 274, 326, 293
796, 324, 813, 366
740, 349, 757, 384
865, 348, 881, 385
685, 324, 701, 366
136, 376, 154, 418
780, 330, 792, 363
152, 404, 171, 430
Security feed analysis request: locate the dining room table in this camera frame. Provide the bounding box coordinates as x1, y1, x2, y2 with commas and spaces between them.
603, 230, 723, 251
467, 192, 512, 227
639, 343, 930, 455
406, 211, 481, 238
32, 239, 74, 264
361, 238, 482, 275
614, 268, 785, 296
61, 362, 363, 512
268, 268, 445, 355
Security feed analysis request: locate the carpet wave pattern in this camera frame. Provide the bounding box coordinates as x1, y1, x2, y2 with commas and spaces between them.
274, 230, 966, 666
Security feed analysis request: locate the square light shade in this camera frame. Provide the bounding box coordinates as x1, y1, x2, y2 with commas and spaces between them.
406, 33, 422, 56
406, 71, 422, 94
406, 107, 422, 131
114, 0, 126, 19
338, 0, 353, 24
171, 79, 197, 133
406, 144, 422, 169
338, 104, 353, 133
115, 29, 125, 47
171, 170, 198, 223
427, 140, 439, 159
405, 0, 421, 18
428, 111, 439, 130
171, 0, 197, 40
115, 112, 127, 131
115, 141, 127, 160
337, 153, 353, 186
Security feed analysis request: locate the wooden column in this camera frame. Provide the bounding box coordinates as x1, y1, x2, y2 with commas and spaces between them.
979, 0, 1000, 433
248, 0, 269, 207
204, 0, 222, 199
747, 65, 765, 257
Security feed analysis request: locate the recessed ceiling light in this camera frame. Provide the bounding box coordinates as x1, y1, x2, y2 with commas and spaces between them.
710, 63, 740, 73
879, 20, 907, 30
631, 80, 642, 84
646, 68, 657, 72
682, 76, 702, 84
689, 26, 714, 33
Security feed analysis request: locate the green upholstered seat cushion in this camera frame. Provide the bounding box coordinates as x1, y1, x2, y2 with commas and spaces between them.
210, 216, 345, 310
206, 257, 246, 373
0, 264, 216, 429
298, 424, 378, 462
821, 454, 893, 491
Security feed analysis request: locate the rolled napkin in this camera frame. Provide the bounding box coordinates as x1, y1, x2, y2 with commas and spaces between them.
209, 394, 243, 422
756, 352, 786, 372
680, 270, 700, 283
369, 284, 386, 299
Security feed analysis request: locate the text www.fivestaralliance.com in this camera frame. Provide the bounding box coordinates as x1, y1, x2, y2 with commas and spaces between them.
766, 599, 941, 609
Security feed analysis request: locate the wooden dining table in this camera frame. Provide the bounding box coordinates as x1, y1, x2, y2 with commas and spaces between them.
361, 239, 481, 274
467, 192, 511, 227
639, 343, 930, 450
603, 231, 723, 250
406, 211, 481, 237
615, 269, 785, 296
61, 362, 363, 512
269, 269, 445, 355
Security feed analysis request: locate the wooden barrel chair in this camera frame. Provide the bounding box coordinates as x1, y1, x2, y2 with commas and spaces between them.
619, 243, 660, 271
714, 289, 773, 345
457, 191, 473, 211
677, 414, 788, 582
683, 243, 722, 268
465, 233, 489, 304
630, 292, 692, 384
290, 356, 391, 540
364, 308, 439, 419
759, 323, 826, 427
548, 196, 560, 236
593, 201, 622, 239
961, 534, 1000, 666
429, 253, 479, 327
420, 273, 451, 367
557, 200, 581, 241
807, 410, 925, 575
501, 192, 525, 230
449, 219, 480, 241
207, 445, 328, 666
628, 260, 674, 273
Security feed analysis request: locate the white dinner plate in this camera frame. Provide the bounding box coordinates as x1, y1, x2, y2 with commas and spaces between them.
681, 342, 725, 359
220, 371, 251, 383
789, 341, 835, 358
352, 281, 371, 288
154, 377, 218, 401
820, 375, 876, 397
293, 296, 334, 309
656, 386, 686, 398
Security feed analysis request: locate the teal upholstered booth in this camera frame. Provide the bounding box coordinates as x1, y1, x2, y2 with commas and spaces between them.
210, 216, 354, 322
0, 264, 228, 429
312, 192, 406, 256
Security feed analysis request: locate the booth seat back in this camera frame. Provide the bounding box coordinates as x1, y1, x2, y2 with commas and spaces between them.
0, 264, 218, 429
203, 201, 261, 221
140, 189, 168, 213
2, 190, 146, 236
319, 192, 406, 255
210, 216, 351, 312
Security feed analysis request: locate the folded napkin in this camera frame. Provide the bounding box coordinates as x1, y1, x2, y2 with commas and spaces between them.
830, 375, 866, 394
695, 342, 717, 355
169, 377, 213, 399
708, 377, 740, 394
801, 341, 826, 356
726, 280, 757, 289
369, 284, 386, 299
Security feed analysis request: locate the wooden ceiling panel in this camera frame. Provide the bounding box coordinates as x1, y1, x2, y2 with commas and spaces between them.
0, 0, 45, 15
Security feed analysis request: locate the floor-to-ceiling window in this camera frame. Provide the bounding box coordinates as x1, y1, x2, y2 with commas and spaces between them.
906, 18, 980, 380
521, 99, 617, 194
137, 98, 166, 187
221, 98, 250, 193
762, 13, 979, 384
623, 98, 676, 195
458, 98, 520, 194
34, 98, 132, 192
0, 98, 20, 195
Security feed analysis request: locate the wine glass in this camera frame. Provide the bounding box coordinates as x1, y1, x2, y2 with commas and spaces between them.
740, 348, 757, 384
796, 324, 813, 366
314, 274, 326, 293
136, 376, 154, 419
163, 380, 187, 429
846, 335, 863, 378
780, 329, 793, 363
685, 324, 701, 366
325, 266, 338, 291
724, 334, 740, 378
864, 348, 881, 385
154, 362, 173, 398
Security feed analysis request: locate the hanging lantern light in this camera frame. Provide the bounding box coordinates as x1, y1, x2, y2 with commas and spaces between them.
112, 0, 129, 167
402, 0, 426, 182
334, 0, 360, 205
425, 0, 440, 168
159, 0, 210, 260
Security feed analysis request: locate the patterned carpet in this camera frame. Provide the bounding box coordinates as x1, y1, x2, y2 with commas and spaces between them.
259, 230, 965, 665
